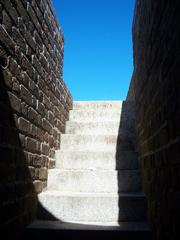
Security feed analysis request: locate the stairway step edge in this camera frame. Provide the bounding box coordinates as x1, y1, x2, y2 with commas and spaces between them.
48, 169, 140, 173
56, 150, 138, 153
39, 191, 146, 198
27, 220, 151, 231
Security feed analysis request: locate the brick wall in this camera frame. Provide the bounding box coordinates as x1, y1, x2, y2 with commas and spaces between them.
126, 72, 135, 101
0, 0, 72, 236
132, 1, 180, 239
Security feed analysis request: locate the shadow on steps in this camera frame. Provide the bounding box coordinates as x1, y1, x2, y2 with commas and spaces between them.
24, 220, 152, 240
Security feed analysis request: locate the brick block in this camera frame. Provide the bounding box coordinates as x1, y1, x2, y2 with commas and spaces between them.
18, 117, 30, 133
7, 91, 21, 113
38, 167, 48, 180
28, 107, 40, 124
41, 143, 50, 156
20, 85, 33, 106
12, 26, 26, 53
25, 137, 38, 153
33, 180, 43, 193
42, 118, 52, 134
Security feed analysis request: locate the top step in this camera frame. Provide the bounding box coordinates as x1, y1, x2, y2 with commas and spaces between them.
73, 101, 123, 110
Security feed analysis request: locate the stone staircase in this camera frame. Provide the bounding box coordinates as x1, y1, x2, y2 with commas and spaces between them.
26, 101, 151, 239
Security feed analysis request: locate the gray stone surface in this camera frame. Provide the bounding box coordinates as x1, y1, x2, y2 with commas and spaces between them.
73, 101, 123, 110
47, 169, 141, 193
39, 191, 146, 222
69, 109, 121, 122
66, 121, 120, 134
39, 101, 145, 223
55, 150, 138, 170
60, 134, 134, 151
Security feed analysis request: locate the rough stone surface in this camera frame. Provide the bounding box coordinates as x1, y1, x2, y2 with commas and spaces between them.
47, 169, 141, 193
39, 101, 146, 224
39, 191, 147, 222
55, 150, 139, 170
132, 1, 180, 239
0, 0, 72, 236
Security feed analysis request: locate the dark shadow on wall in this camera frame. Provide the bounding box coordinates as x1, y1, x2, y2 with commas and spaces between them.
115, 101, 147, 223
0, 57, 58, 239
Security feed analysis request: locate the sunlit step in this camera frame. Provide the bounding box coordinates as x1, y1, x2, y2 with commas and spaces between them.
47, 169, 141, 193
66, 121, 121, 134
55, 150, 138, 170
38, 191, 147, 222
60, 134, 135, 151
73, 101, 123, 110
69, 110, 123, 122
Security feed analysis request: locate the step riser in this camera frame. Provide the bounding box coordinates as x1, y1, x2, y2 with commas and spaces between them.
38, 193, 147, 222
69, 110, 123, 122
25, 229, 152, 240
25, 221, 152, 240
66, 122, 120, 134
65, 122, 135, 135
47, 170, 141, 193
73, 101, 123, 110
69, 110, 121, 119
55, 151, 138, 170
60, 135, 135, 151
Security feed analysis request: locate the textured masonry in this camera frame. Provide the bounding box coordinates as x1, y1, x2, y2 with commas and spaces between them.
132, 1, 180, 239
0, 0, 72, 235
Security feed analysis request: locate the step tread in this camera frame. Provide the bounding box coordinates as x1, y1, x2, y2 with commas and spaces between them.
49, 169, 140, 173
57, 149, 137, 153
40, 191, 145, 197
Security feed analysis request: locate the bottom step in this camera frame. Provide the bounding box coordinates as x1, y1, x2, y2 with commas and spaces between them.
24, 220, 152, 240
38, 191, 147, 222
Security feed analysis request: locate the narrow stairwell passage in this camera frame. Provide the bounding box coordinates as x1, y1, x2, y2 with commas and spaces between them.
25, 101, 151, 239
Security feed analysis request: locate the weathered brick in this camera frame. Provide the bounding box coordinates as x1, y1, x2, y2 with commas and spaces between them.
29, 166, 35, 179
7, 91, 21, 113
0, 0, 72, 232
21, 102, 28, 116
12, 27, 26, 53
18, 117, 30, 133
38, 167, 48, 180
132, 1, 180, 239
25, 137, 37, 153
41, 143, 50, 156
28, 79, 39, 98
32, 55, 41, 74
0, 25, 15, 54
42, 118, 52, 133
20, 85, 33, 106
33, 180, 42, 193
36, 101, 45, 115
28, 107, 40, 124
2, 9, 13, 33
21, 56, 34, 79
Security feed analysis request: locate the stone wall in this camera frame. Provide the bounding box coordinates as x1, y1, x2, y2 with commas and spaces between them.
0, 0, 72, 236
132, 1, 180, 239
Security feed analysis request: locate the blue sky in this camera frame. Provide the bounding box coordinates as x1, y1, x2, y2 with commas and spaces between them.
51, 0, 135, 100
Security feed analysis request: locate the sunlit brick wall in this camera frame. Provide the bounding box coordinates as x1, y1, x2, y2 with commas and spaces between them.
0, 0, 72, 235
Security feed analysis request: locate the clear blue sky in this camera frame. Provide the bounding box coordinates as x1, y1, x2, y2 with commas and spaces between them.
51, 0, 135, 100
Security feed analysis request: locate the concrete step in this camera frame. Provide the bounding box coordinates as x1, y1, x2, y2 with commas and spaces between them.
38, 191, 147, 222
47, 169, 141, 193
66, 121, 120, 134
69, 110, 122, 122
55, 150, 139, 170
60, 134, 135, 151
73, 101, 123, 110
24, 220, 152, 240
